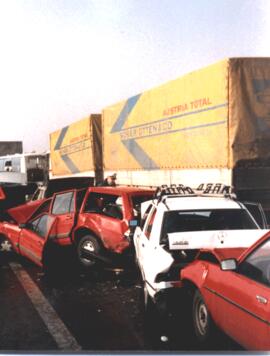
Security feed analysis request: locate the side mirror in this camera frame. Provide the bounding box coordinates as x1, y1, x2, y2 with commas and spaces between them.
129, 219, 138, 228
220, 258, 237, 271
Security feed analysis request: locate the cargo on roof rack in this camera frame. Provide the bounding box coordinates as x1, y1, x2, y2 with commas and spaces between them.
197, 183, 236, 199
154, 184, 195, 201
153, 183, 237, 203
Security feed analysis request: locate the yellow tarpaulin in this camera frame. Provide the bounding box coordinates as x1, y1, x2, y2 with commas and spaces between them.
103, 60, 229, 170
50, 114, 102, 176
50, 58, 270, 176
104, 58, 270, 171
229, 58, 270, 166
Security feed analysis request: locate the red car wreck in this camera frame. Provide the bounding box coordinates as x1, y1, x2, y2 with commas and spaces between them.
0, 186, 154, 268
180, 230, 270, 350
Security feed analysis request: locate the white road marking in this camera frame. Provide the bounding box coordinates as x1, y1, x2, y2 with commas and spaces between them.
9, 262, 82, 351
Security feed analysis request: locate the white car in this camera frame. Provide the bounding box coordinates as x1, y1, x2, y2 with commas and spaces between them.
134, 184, 268, 308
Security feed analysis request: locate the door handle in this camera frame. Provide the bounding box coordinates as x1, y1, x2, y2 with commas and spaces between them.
65, 216, 73, 220
256, 295, 268, 304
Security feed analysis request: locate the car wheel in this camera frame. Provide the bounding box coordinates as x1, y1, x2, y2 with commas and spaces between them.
0, 235, 13, 253
77, 235, 101, 268
193, 289, 213, 343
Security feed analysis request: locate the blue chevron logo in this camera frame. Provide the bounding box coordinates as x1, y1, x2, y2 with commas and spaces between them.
110, 97, 228, 170
53, 126, 80, 174
110, 94, 159, 169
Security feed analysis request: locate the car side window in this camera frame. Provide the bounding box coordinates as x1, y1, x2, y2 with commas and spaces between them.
52, 191, 74, 215
28, 216, 41, 233
140, 204, 153, 229
144, 208, 157, 239
84, 193, 123, 220
243, 202, 267, 229
28, 214, 54, 239
238, 238, 270, 287
35, 215, 51, 238
84, 192, 104, 213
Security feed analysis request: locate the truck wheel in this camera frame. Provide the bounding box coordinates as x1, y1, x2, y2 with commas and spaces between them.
193, 289, 213, 343
77, 235, 101, 268
0, 235, 13, 253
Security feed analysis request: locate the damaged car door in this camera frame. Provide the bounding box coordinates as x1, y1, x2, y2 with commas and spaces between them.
50, 190, 76, 244
18, 214, 56, 267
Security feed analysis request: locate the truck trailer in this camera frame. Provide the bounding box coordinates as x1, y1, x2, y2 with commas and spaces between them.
49, 58, 270, 218
49, 114, 102, 182
102, 58, 270, 215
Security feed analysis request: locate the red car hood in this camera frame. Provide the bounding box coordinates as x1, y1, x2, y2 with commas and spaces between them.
7, 199, 47, 224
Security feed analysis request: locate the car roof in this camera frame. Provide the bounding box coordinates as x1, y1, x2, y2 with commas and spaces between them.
159, 196, 242, 210
88, 186, 155, 195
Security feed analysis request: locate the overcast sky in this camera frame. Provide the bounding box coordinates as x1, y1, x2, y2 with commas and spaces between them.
0, 0, 269, 152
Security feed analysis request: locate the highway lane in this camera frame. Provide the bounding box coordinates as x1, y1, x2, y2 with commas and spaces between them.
0, 250, 242, 352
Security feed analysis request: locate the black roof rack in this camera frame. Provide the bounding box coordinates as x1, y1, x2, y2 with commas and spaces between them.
197, 183, 235, 198
153, 183, 236, 204
154, 184, 196, 202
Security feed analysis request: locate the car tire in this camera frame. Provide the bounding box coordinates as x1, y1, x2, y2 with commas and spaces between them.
192, 289, 213, 344
77, 234, 102, 268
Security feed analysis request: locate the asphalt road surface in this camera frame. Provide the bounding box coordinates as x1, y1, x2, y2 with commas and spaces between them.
0, 248, 243, 352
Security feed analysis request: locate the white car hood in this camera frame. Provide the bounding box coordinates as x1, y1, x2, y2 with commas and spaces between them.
168, 229, 269, 250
